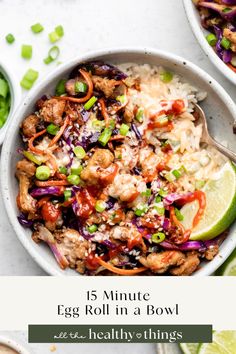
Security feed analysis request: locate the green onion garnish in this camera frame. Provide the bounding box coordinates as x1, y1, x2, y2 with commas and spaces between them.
221, 37, 231, 50
67, 174, 81, 185
92, 119, 105, 131
35, 165, 51, 180
55, 79, 66, 96
44, 46, 60, 65
119, 123, 129, 136
84, 96, 97, 110
5, 33, 15, 44
87, 224, 98, 233
223, 7, 231, 13
136, 108, 144, 123
49, 31, 60, 43
160, 71, 173, 83
158, 189, 168, 197
172, 169, 182, 179
55, 25, 64, 37
64, 189, 72, 201
75, 81, 87, 93
71, 163, 83, 175
98, 128, 112, 146
134, 204, 148, 216
206, 33, 217, 46
73, 146, 86, 159
152, 232, 165, 243
155, 205, 165, 216
59, 166, 67, 175
46, 123, 60, 135
155, 196, 162, 203
31, 23, 44, 34
20, 69, 39, 90
195, 180, 205, 190
23, 151, 42, 165
21, 44, 32, 60
116, 95, 126, 104
95, 200, 106, 213
141, 189, 151, 197
174, 208, 184, 221
157, 116, 169, 125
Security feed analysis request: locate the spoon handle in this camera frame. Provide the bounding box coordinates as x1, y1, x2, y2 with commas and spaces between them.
211, 138, 236, 163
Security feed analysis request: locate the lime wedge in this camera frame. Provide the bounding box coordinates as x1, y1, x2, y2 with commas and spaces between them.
179, 343, 199, 354
215, 248, 236, 276
198, 331, 236, 354
180, 162, 236, 241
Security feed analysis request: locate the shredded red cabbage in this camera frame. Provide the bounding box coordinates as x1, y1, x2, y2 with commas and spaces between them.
30, 186, 64, 197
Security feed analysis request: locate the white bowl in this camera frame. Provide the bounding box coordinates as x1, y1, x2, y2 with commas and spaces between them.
0, 60, 21, 145
0, 335, 31, 354
183, 0, 236, 86
1, 47, 236, 276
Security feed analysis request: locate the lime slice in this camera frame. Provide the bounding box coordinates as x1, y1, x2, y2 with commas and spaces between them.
215, 248, 236, 275
179, 343, 199, 354
198, 331, 236, 354
180, 162, 236, 241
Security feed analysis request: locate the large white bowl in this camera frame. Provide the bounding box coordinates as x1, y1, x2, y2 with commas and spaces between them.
0, 335, 31, 354
183, 0, 236, 86
1, 48, 236, 276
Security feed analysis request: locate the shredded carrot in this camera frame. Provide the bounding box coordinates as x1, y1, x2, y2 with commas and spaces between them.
37, 196, 50, 208
35, 180, 69, 187
56, 172, 67, 180
99, 98, 110, 127
110, 135, 126, 141
227, 63, 236, 73
48, 117, 70, 147
57, 69, 93, 103
97, 258, 147, 275
29, 129, 47, 155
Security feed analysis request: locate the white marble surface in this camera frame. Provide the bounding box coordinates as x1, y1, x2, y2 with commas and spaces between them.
1, 0, 236, 276
0, 1, 235, 352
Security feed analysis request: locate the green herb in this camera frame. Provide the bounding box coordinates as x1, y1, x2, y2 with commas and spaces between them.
55, 25, 64, 37
221, 37, 231, 50
46, 124, 60, 135
5, 33, 15, 44
119, 123, 129, 136
158, 189, 168, 197
160, 71, 173, 83
134, 204, 148, 216
141, 189, 151, 197
31, 23, 44, 34
95, 200, 106, 213
152, 232, 165, 243
20, 69, 38, 90
64, 189, 71, 201
55, 79, 66, 95
71, 163, 83, 175
116, 95, 126, 104
174, 208, 184, 221
98, 128, 112, 146
206, 33, 217, 46
35, 165, 51, 180
59, 166, 67, 175
223, 7, 232, 13
21, 44, 32, 59
84, 96, 97, 110
67, 174, 81, 185
87, 224, 98, 233
73, 146, 86, 159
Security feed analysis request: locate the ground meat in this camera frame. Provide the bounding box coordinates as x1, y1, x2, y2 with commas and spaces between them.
223, 28, 236, 52
80, 148, 114, 185
170, 251, 200, 276
204, 245, 219, 261
21, 114, 40, 138
123, 106, 134, 123
108, 173, 146, 202
92, 75, 118, 97
139, 251, 185, 274
16, 159, 36, 178
110, 225, 139, 242
40, 98, 66, 126
55, 229, 94, 273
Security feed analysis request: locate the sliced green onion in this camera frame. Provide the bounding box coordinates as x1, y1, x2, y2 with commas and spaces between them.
174, 208, 184, 221
5, 33, 15, 44
84, 96, 97, 110
71, 163, 83, 175
223, 7, 231, 13
21, 45, 32, 60
158, 189, 168, 197
98, 128, 112, 146
44, 46, 60, 64
67, 174, 81, 185
134, 204, 148, 216
165, 171, 176, 183
95, 200, 106, 213
152, 232, 165, 243
87, 224, 98, 233
221, 37, 231, 50
20, 69, 38, 90
64, 189, 71, 201
155, 205, 165, 216
116, 95, 126, 104
46, 123, 60, 135
55, 79, 66, 96
157, 116, 169, 125
0, 79, 9, 98
92, 119, 105, 131
195, 180, 205, 190
108, 119, 116, 130
75, 81, 87, 93
155, 196, 162, 203
73, 146, 86, 159
23, 151, 42, 165
172, 169, 182, 179
119, 123, 129, 136
31, 23, 44, 34
206, 33, 217, 46
35, 165, 51, 180
49, 31, 60, 43
55, 25, 64, 37
141, 189, 151, 197
160, 71, 173, 83
59, 166, 67, 175
136, 108, 144, 122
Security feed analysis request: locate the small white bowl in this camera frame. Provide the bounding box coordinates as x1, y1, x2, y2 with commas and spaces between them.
183, 0, 236, 86
1, 47, 236, 276
0, 60, 21, 145
0, 335, 31, 354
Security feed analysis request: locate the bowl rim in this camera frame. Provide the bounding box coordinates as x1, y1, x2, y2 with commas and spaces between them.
182, 0, 236, 86
0, 335, 31, 354
1, 46, 236, 276
0, 59, 21, 145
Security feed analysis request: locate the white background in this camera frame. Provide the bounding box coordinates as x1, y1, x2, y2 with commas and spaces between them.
0, 0, 236, 353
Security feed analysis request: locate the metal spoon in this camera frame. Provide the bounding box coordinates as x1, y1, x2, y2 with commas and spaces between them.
194, 103, 236, 163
